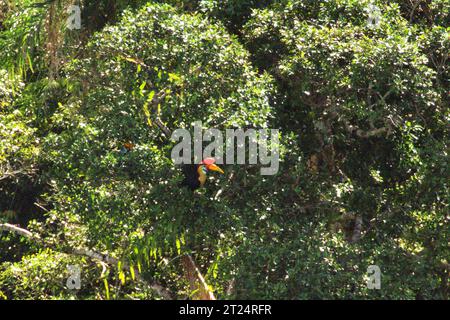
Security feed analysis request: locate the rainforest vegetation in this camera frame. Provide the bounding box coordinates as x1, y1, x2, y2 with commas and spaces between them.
0, 0, 448, 300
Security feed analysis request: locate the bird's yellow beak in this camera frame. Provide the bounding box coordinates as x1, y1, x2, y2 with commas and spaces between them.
207, 164, 224, 174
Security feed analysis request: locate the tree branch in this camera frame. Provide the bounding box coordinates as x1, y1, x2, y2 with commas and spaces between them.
0, 170, 35, 181
343, 121, 392, 138
0, 223, 173, 300
149, 89, 172, 139
181, 254, 215, 300
0, 223, 36, 238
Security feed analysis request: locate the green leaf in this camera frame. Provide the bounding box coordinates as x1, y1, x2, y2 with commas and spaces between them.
26, 53, 34, 73
119, 271, 126, 285
130, 265, 136, 281
139, 81, 146, 96
176, 238, 181, 255
103, 279, 110, 300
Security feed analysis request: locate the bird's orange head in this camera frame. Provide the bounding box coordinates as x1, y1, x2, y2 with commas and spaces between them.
201, 157, 224, 174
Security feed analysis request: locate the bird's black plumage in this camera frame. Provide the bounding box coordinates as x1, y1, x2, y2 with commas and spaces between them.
181, 164, 201, 190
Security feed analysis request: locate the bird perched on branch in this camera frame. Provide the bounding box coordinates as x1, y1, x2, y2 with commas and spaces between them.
141, 102, 224, 191
181, 157, 224, 191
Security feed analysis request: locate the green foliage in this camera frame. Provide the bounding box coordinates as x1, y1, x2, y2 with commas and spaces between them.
0, 249, 85, 299
0, 0, 46, 80
74, 3, 273, 129
198, 0, 275, 31
25, 2, 274, 298
238, 0, 448, 299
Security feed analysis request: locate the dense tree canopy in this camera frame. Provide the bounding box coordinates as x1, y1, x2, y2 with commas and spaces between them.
0, 0, 448, 300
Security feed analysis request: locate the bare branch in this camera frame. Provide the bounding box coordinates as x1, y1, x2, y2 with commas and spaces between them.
344, 121, 392, 138
409, 0, 422, 23
0, 223, 36, 239
0, 170, 28, 181
355, 126, 390, 138
226, 278, 236, 296
153, 117, 172, 138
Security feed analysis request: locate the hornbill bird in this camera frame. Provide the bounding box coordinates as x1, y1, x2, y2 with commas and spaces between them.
141, 99, 224, 191
181, 157, 224, 191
